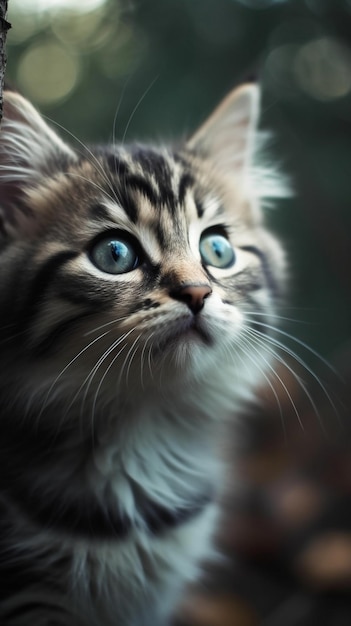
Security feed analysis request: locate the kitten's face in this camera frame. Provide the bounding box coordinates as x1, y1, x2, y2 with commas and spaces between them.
0, 86, 285, 411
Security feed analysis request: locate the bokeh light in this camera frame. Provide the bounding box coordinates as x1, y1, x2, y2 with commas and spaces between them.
10, 0, 107, 14
293, 37, 351, 101
51, 7, 110, 52
17, 42, 80, 105
7, 0, 119, 107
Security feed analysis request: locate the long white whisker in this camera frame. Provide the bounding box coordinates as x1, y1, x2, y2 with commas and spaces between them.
139, 333, 153, 390
60, 330, 131, 422
64, 172, 116, 205
46, 117, 110, 180
236, 333, 287, 441
89, 332, 137, 427
116, 332, 141, 389
46, 116, 121, 206
84, 316, 129, 336
39, 329, 112, 419
125, 334, 142, 388
244, 311, 309, 325
147, 337, 155, 381
236, 330, 304, 430
245, 327, 327, 434
121, 76, 159, 145
81, 328, 135, 419
247, 324, 340, 423
246, 317, 340, 378
112, 80, 129, 147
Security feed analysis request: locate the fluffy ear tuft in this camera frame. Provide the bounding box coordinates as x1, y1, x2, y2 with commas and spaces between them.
0, 91, 76, 239
187, 84, 292, 204
187, 84, 260, 178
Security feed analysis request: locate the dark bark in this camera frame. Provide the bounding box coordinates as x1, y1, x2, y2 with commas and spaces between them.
0, 1, 10, 127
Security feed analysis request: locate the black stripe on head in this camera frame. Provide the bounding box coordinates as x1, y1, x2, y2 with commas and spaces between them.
126, 174, 159, 207
110, 183, 139, 223
178, 172, 194, 205
105, 152, 159, 221
102, 153, 139, 223
90, 203, 114, 223
132, 147, 169, 179
105, 147, 181, 215
132, 147, 177, 212
105, 153, 129, 178
155, 220, 167, 248
195, 195, 204, 218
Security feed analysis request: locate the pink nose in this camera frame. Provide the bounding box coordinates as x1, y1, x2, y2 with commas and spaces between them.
170, 283, 212, 314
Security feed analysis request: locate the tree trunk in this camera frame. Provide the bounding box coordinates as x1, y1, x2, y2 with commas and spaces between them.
0, 1, 10, 127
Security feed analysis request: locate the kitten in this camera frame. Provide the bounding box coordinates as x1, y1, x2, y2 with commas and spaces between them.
0, 84, 287, 625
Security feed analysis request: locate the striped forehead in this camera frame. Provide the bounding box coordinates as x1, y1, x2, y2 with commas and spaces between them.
104, 146, 222, 214
87, 146, 226, 257
93, 148, 191, 240
104, 146, 184, 215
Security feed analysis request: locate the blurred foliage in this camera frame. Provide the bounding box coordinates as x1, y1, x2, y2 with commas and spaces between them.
5, 0, 351, 358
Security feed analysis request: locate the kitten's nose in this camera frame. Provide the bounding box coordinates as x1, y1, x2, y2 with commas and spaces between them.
170, 283, 212, 315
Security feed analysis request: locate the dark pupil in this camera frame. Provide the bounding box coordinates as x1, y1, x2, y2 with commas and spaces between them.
212, 239, 224, 258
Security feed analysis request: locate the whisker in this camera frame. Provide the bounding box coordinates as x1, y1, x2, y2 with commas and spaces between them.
89, 332, 137, 428
237, 330, 304, 431
117, 332, 141, 388
236, 333, 287, 441
46, 116, 121, 206
38, 329, 112, 419
111, 73, 134, 181
64, 172, 116, 205
126, 334, 142, 388
139, 333, 153, 390
245, 317, 341, 379
147, 338, 155, 381
121, 76, 159, 145
247, 324, 341, 424
244, 311, 309, 325
59, 331, 130, 422
84, 316, 129, 336
88, 329, 141, 431
80, 328, 135, 420
245, 327, 328, 434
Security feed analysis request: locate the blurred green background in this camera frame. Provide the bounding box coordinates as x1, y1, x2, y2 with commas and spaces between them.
6, 0, 351, 359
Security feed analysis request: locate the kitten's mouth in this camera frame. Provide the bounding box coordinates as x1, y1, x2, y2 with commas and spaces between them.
159, 315, 213, 349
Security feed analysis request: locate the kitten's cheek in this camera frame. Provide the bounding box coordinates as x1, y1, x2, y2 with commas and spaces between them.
205, 292, 236, 317
203, 291, 222, 309
205, 297, 245, 334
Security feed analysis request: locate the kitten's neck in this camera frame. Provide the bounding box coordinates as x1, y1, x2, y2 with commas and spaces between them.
1, 391, 221, 541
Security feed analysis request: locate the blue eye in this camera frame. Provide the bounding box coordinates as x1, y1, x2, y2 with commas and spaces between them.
90, 234, 139, 274
200, 231, 236, 269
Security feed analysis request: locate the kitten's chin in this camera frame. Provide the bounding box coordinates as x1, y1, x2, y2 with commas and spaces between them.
145, 317, 216, 382
155, 316, 213, 354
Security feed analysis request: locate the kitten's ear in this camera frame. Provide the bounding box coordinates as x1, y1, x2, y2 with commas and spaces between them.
187, 84, 259, 177
0, 91, 76, 238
